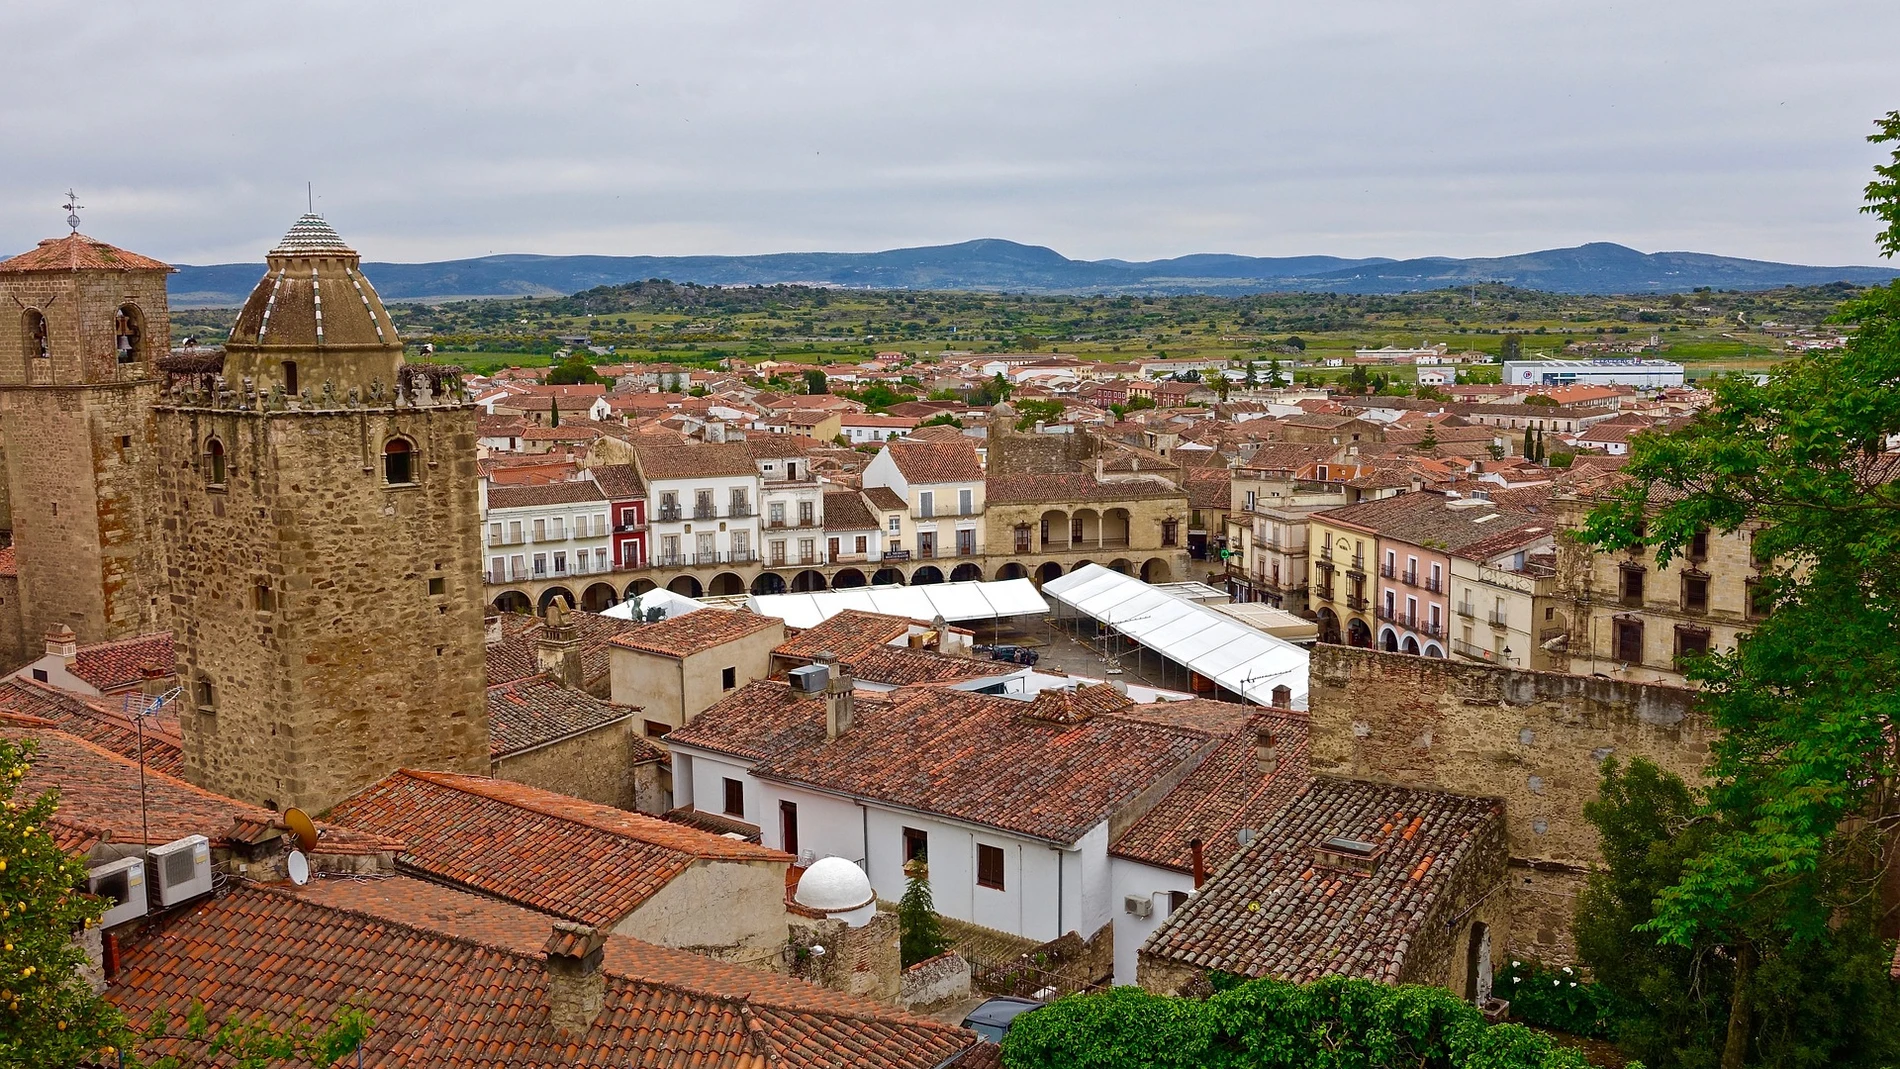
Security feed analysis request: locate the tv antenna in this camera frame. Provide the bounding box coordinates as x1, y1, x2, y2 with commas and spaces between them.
123, 684, 182, 851
62, 189, 83, 233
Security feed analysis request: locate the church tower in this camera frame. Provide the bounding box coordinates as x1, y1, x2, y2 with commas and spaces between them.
0, 215, 170, 665
155, 214, 488, 812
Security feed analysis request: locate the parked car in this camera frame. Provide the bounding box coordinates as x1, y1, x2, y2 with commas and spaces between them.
960, 996, 1044, 1042
980, 644, 1040, 666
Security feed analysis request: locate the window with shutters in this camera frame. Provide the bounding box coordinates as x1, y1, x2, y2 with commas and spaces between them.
977, 844, 1005, 890
722, 777, 744, 817
1613, 618, 1644, 663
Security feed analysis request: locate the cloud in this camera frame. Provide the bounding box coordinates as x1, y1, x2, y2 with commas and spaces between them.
3, 0, 1896, 267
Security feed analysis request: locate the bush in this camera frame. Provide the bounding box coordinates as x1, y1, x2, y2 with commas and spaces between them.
1001, 975, 1612, 1069
1497, 960, 1621, 1038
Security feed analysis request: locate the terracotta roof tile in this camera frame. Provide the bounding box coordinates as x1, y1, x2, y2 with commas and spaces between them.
847, 646, 999, 686
108, 877, 989, 1069
0, 233, 171, 274
1142, 777, 1503, 983
486, 675, 655, 760
635, 441, 760, 480
588, 462, 647, 500
485, 610, 638, 689
486, 480, 607, 509
985, 471, 1184, 505
776, 610, 915, 663
885, 440, 984, 484
821, 489, 878, 530
328, 770, 787, 926
609, 609, 781, 659
66, 631, 175, 692
862, 486, 908, 512
670, 681, 1215, 845
0, 679, 184, 776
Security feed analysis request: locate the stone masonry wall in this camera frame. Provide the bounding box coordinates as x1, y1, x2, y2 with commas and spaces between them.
157, 403, 488, 813
491, 715, 659, 812
1308, 645, 1713, 962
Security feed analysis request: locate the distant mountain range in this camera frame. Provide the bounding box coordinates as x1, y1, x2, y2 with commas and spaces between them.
162, 239, 1898, 306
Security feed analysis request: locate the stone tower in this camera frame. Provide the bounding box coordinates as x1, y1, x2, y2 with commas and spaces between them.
154, 215, 488, 812
0, 230, 172, 665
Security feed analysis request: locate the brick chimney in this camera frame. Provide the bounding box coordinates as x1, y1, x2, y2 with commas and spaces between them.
823, 654, 856, 740
544, 922, 607, 1036
45, 624, 77, 664
483, 614, 504, 646
535, 599, 584, 688
1254, 727, 1278, 775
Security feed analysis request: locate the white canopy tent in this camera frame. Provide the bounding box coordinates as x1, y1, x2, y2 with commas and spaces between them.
746, 578, 1047, 630
1041, 564, 1309, 708
600, 587, 707, 622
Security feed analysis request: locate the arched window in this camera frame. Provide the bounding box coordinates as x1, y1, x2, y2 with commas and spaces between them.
206, 437, 227, 486
383, 437, 415, 485
21, 309, 48, 360
114, 305, 144, 364
281, 360, 299, 395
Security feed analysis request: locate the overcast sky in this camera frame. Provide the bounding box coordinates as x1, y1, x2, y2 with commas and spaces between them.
4, 2, 1897, 267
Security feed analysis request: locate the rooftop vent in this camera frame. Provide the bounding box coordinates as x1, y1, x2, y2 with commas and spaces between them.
1313, 835, 1385, 876
789, 664, 829, 693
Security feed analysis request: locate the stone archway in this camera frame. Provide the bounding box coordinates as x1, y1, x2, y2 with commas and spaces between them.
832, 568, 868, 589
950, 563, 983, 583
911, 565, 945, 586
537, 587, 575, 613
1141, 557, 1173, 583
1315, 608, 1342, 644
1401, 635, 1420, 656
871, 567, 906, 586
1423, 643, 1445, 658
995, 562, 1029, 582
1108, 558, 1133, 575
629, 578, 657, 596
1035, 562, 1065, 585
1346, 618, 1373, 648
1039, 509, 1070, 550
581, 582, 619, 612
491, 590, 532, 615
1071, 559, 1096, 573
751, 571, 787, 596
667, 575, 704, 598
1102, 508, 1131, 548
792, 569, 828, 593
1380, 628, 1398, 652
708, 572, 747, 597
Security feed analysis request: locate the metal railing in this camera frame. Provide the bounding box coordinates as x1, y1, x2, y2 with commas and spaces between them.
657, 507, 682, 522
1488, 610, 1510, 627
1456, 602, 1476, 618
1379, 563, 1396, 579
1424, 576, 1443, 593
1401, 570, 1418, 587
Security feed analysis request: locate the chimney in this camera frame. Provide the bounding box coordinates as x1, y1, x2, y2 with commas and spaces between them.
140, 662, 169, 700
484, 614, 504, 646
822, 652, 856, 740
1255, 727, 1278, 774
536, 598, 584, 688
931, 614, 951, 655
544, 922, 607, 1036
45, 624, 76, 664
1190, 837, 1206, 889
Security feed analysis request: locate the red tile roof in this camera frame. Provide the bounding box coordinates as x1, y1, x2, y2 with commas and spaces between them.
3, 721, 396, 854
985, 472, 1184, 505
109, 877, 990, 1069
486, 675, 657, 760
1110, 706, 1312, 874
1141, 777, 1505, 984
486, 480, 607, 509
609, 609, 782, 659
847, 646, 998, 686
328, 769, 787, 927
0, 546, 15, 577
485, 610, 639, 689
0, 233, 171, 274
0, 679, 184, 776
634, 441, 760, 480
885, 441, 984, 484
669, 681, 1216, 845
67, 631, 175, 692
862, 486, 907, 512
775, 610, 914, 663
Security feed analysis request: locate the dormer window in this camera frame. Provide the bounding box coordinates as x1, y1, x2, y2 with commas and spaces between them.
114, 305, 144, 364
1313, 835, 1385, 875
383, 437, 416, 485
206, 437, 227, 487
21, 309, 48, 359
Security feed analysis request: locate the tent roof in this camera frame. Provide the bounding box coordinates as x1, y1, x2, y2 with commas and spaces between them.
747, 579, 1047, 629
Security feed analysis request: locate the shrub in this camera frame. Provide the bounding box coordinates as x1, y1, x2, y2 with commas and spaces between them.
1496, 960, 1621, 1039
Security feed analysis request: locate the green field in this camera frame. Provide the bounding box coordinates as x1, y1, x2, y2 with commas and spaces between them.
171, 280, 1862, 382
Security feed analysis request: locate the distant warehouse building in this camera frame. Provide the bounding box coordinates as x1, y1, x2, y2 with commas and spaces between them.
1503, 358, 1684, 389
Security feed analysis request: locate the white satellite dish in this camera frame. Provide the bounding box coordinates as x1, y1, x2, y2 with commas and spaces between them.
287, 849, 310, 886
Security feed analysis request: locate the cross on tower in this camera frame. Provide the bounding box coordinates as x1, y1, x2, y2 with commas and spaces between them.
62, 189, 83, 233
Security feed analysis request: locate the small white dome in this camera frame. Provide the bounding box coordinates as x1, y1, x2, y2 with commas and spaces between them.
795, 856, 875, 914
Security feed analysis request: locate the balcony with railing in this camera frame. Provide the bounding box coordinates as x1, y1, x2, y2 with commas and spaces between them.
1346, 556, 1366, 576
1424, 576, 1443, 593
1452, 638, 1498, 662
1345, 593, 1367, 611
1456, 601, 1476, 618
657, 506, 683, 522
1379, 562, 1396, 579
1488, 610, 1511, 628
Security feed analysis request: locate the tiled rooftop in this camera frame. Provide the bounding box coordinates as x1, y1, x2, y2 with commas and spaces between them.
885, 440, 984, 484
609, 609, 781, 659
985, 471, 1183, 505
0, 678, 184, 776
328, 769, 787, 927
1315, 490, 1527, 553
1141, 777, 1504, 984
485, 609, 639, 689
486, 480, 607, 509
821, 489, 877, 530
635, 441, 760, 480
669, 681, 1216, 845
486, 675, 656, 760
0, 233, 171, 274
109, 878, 989, 1069
66, 631, 175, 692
775, 609, 914, 663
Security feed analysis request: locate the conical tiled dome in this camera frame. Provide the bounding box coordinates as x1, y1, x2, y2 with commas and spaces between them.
223, 214, 405, 396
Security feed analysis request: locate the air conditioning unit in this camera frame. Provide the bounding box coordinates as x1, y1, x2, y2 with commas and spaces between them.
149, 834, 213, 907
1124, 894, 1153, 918
789, 664, 828, 693
87, 856, 149, 928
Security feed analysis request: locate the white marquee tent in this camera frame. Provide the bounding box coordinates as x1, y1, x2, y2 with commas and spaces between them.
1042, 564, 1309, 708
746, 578, 1047, 630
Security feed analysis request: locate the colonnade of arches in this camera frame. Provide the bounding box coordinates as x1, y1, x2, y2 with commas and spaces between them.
1312, 607, 1443, 657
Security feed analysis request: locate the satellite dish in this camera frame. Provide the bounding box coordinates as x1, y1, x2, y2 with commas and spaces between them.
287, 849, 310, 886
284, 807, 319, 851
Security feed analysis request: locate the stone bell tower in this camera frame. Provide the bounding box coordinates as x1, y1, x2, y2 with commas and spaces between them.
0, 215, 171, 666
155, 214, 488, 812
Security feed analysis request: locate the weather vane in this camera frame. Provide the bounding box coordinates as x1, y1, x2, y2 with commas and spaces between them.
62, 189, 83, 233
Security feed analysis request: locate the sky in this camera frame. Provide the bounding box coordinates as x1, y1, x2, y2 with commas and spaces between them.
3, 2, 1898, 267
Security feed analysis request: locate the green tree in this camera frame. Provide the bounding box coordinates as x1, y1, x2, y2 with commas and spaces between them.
1578, 112, 1900, 1069
1501, 333, 1524, 362
920, 412, 963, 429
802, 369, 828, 395
545, 353, 602, 386
1419, 426, 1438, 451
1534, 426, 1545, 462
1521, 425, 1534, 458
1864, 110, 1900, 258
1266, 356, 1284, 388
1013, 399, 1065, 430
549, 395, 560, 427
897, 859, 949, 968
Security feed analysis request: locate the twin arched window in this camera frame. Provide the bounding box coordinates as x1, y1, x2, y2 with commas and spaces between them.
383, 437, 416, 485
